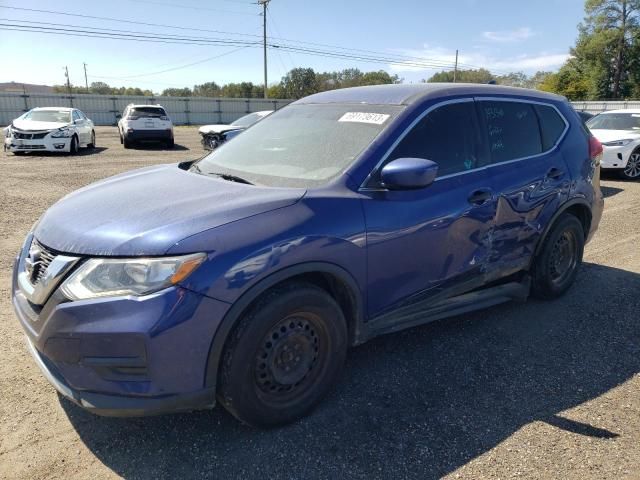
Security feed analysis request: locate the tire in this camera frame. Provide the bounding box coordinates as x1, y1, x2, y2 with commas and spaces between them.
123, 137, 133, 149
619, 149, 640, 180
218, 282, 348, 427
87, 131, 95, 149
119, 132, 123, 144
166, 138, 174, 149
69, 135, 79, 155
531, 213, 584, 299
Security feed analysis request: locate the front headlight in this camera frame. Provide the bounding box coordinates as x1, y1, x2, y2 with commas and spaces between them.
51, 127, 74, 138
602, 139, 634, 147
60, 253, 206, 301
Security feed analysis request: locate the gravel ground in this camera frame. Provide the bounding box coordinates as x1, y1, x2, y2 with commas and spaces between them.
1, 126, 639, 479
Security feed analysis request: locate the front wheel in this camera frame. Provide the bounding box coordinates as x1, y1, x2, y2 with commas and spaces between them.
69, 135, 79, 155
531, 213, 584, 299
218, 283, 348, 427
620, 149, 640, 180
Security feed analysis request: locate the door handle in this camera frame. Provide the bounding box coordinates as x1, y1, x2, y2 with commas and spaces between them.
467, 188, 493, 206
546, 167, 565, 180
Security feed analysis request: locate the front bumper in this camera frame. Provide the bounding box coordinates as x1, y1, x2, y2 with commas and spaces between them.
12, 238, 231, 416
600, 143, 637, 169
25, 336, 216, 416
4, 135, 72, 153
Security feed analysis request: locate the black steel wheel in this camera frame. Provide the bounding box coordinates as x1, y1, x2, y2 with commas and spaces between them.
218, 282, 347, 427
532, 213, 584, 299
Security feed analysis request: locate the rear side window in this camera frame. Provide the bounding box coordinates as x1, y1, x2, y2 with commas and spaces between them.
479, 101, 542, 163
534, 105, 566, 150
388, 101, 480, 177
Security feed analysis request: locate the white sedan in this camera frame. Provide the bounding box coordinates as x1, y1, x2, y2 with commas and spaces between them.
3, 107, 95, 155
199, 110, 272, 150
587, 109, 640, 180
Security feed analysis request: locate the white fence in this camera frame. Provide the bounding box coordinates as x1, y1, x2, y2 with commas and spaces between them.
0, 92, 293, 126
571, 101, 640, 114
1, 92, 638, 125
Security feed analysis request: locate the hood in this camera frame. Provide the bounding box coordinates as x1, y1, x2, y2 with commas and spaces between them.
12, 119, 70, 131
198, 124, 244, 135
34, 164, 305, 256
590, 129, 640, 143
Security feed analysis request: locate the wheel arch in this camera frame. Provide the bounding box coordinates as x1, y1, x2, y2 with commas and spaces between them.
203, 262, 364, 390
532, 197, 592, 260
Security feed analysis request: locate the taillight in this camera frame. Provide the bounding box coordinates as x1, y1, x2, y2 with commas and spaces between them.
128, 115, 139, 120
160, 116, 169, 121
589, 135, 603, 165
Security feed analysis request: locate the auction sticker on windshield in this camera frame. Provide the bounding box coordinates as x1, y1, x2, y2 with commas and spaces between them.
338, 112, 390, 125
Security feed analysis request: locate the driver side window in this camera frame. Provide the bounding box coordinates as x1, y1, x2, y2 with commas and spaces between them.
388, 100, 481, 177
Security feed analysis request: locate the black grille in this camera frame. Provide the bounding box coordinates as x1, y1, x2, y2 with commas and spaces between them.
13, 131, 49, 140
30, 240, 57, 284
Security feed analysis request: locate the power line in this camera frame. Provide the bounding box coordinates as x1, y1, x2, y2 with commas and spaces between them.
129, 0, 256, 15
0, 5, 500, 72
0, 21, 463, 70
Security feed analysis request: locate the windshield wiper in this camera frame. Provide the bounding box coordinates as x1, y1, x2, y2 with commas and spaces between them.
209, 172, 254, 185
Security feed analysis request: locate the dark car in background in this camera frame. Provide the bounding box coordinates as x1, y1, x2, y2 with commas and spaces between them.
12, 83, 603, 427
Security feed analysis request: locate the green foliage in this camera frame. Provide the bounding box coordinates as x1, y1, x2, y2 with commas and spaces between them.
542, 0, 640, 99
425, 68, 494, 84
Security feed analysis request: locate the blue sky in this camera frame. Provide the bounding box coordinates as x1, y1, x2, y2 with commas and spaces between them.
0, 0, 585, 92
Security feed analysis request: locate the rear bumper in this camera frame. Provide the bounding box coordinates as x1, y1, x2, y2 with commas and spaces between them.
125, 129, 173, 141
26, 337, 216, 416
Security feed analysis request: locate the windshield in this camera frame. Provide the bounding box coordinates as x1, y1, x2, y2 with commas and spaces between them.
192, 104, 403, 188
23, 110, 71, 123
587, 113, 640, 131
231, 112, 269, 128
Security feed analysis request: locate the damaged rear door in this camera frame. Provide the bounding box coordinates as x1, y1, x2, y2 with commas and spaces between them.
362, 98, 498, 321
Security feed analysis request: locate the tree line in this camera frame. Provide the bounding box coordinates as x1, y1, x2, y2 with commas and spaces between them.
51, 68, 400, 99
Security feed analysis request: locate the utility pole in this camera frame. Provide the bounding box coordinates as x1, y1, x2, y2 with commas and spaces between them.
83, 62, 89, 93
453, 49, 459, 83
64, 66, 72, 95
259, 0, 270, 98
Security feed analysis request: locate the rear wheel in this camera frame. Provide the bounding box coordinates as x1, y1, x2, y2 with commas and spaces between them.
620, 149, 640, 180
218, 282, 348, 427
166, 137, 174, 149
531, 213, 584, 299
123, 136, 133, 149
87, 131, 95, 149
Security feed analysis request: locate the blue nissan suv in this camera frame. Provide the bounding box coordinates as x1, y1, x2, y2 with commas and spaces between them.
12, 84, 604, 426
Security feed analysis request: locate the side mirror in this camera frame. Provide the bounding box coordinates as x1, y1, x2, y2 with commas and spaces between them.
74, 118, 82, 124
115, 114, 122, 119
380, 157, 439, 190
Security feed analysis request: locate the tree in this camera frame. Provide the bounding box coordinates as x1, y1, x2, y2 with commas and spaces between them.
584, 0, 640, 97
281, 68, 319, 99
89, 81, 112, 95
161, 87, 192, 97
193, 81, 221, 97
547, 0, 640, 99
425, 68, 494, 84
